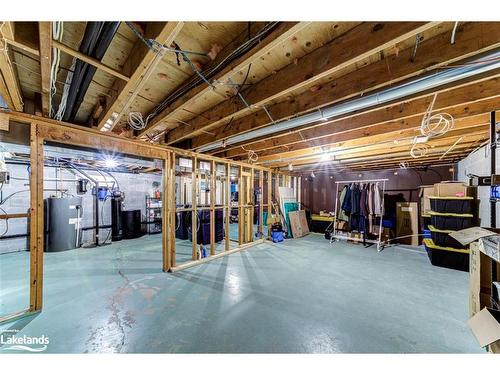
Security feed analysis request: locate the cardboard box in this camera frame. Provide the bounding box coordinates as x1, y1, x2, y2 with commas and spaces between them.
433, 182, 477, 198
419, 185, 434, 216
396, 202, 418, 246
468, 308, 500, 353
469, 242, 500, 316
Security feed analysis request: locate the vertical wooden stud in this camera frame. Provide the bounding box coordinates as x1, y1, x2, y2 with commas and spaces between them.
210, 160, 216, 256
225, 163, 230, 251
165, 152, 172, 272
259, 170, 264, 239
191, 156, 198, 260
29, 123, 44, 311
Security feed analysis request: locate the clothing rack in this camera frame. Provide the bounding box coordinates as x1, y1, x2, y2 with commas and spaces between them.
330, 178, 388, 252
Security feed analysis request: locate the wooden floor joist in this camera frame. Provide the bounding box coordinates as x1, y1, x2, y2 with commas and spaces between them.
164, 22, 437, 145
192, 22, 500, 151
139, 22, 308, 138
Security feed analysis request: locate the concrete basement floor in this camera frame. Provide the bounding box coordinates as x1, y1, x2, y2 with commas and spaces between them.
0, 233, 483, 353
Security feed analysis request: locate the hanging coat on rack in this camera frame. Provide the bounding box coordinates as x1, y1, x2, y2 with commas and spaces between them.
373, 182, 383, 215
341, 184, 352, 214
338, 185, 349, 221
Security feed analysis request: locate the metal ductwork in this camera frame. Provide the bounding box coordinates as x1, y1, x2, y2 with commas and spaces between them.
62, 22, 120, 124
196, 51, 500, 153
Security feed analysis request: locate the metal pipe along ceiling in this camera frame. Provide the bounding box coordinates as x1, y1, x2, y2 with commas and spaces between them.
196, 51, 500, 153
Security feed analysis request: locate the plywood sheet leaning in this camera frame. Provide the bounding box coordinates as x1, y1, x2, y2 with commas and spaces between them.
289, 210, 309, 238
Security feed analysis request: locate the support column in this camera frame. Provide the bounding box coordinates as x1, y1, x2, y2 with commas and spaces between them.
29, 123, 44, 311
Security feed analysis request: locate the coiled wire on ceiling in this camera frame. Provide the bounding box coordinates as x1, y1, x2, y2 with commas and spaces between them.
420, 93, 454, 137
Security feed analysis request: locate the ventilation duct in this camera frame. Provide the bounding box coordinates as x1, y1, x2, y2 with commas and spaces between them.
62, 22, 120, 124
196, 51, 500, 153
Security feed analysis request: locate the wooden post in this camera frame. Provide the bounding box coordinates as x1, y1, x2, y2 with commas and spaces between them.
162, 153, 170, 272
250, 168, 255, 243
210, 160, 216, 256
29, 123, 44, 311
225, 163, 230, 251
191, 156, 198, 260
259, 170, 264, 239
169, 152, 176, 268
238, 165, 243, 246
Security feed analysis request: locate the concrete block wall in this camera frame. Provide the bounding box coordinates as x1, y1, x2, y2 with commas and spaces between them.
457, 144, 498, 227
0, 163, 162, 254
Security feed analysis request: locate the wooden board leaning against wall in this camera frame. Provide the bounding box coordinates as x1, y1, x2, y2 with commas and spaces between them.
0, 110, 295, 320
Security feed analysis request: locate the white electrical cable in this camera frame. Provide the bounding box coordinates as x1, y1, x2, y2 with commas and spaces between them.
50, 22, 64, 118
420, 93, 454, 137
127, 111, 155, 131
55, 58, 76, 121
410, 140, 429, 158
451, 22, 459, 44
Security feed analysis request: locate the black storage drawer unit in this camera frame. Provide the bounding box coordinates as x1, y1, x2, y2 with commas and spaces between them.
428, 225, 468, 249
423, 239, 469, 272
429, 212, 474, 231
429, 196, 475, 214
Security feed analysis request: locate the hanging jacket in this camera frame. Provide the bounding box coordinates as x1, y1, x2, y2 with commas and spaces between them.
351, 184, 361, 215
360, 185, 369, 217
341, 184, 352, 214
373, 182, 382, 215
367, 183, 374, 215
338, 185, 349, 221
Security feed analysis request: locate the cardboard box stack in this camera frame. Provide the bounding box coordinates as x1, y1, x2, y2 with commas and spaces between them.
423, 182, 477, 272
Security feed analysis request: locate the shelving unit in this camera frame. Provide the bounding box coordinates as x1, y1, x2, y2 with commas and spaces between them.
145, 195, 162, 235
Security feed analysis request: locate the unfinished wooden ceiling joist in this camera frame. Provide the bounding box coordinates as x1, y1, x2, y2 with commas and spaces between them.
0, 21, 499, 171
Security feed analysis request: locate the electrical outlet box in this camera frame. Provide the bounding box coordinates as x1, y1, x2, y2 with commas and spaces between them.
0, 171, 10, 184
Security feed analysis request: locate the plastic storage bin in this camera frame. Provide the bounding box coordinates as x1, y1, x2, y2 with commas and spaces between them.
429, 211, 474, 231
428, 225, 468, 249
423, 238, 469, 272
429, 196, 475, 214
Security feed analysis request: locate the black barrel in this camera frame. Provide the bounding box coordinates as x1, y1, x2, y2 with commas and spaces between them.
122, 210, 142, 239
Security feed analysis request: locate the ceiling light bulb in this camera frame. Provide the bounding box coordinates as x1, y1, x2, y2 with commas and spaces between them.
288, 163, 294, 171
310, 171, 316, 178
320, 152, 331, 161
104, 158, 118, 168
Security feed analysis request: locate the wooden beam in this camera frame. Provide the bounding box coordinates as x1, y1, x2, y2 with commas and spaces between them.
139, 22, 308, 137
52, 40, 130, 82
38, 22, 52, 117
4, 110, 273, 171
163, 22, 437, 144
97, 22, 184, 131
193, 22, 500, 150
258, 114, 490, 164
223, 75, 500, 159
272, 135, 488, 169
0, 22, 23, 111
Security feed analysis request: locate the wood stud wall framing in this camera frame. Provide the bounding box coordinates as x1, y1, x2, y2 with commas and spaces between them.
0, 111, 292, 320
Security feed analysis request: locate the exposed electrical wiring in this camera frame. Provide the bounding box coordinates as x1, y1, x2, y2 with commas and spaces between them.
50, 21, 64, 118
410, 140, 430, 158
420, 93, 454, 137
131, 22, 279, 127
241, 145, 258, 163
451, 22, 460, 44
410, 33, 420, 63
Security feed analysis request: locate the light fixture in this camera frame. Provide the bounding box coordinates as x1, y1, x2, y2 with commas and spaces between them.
394, 171, 399, 176
310, 171, 316, 179
104, 157, 118, 168
320, 152, 331, 162
288, 163, 294, 171
358, 173, 363, 178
